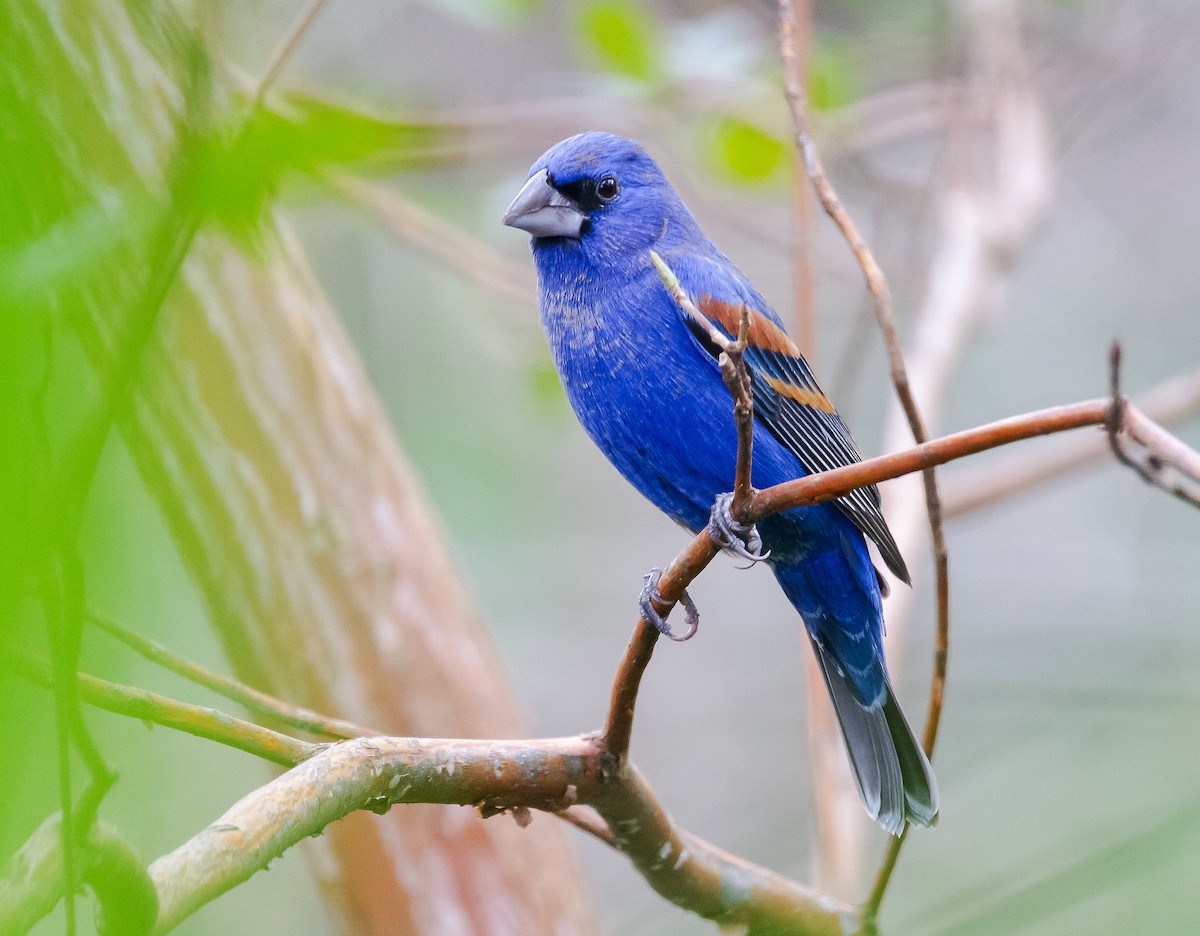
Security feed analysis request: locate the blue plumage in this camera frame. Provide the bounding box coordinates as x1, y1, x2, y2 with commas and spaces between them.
503, 131, 937, 834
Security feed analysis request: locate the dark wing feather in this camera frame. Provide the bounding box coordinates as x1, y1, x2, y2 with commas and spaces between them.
683, 314, 910, 584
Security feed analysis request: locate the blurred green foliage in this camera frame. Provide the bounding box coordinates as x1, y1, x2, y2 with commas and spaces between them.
575, 0, 661, 83
200, 93, 446, 243
808, 38, 858, 111
702, 115, 787, 185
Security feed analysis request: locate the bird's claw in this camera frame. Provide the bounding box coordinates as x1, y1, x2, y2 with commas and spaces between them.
708, 492, 770, 567
639, 568, 700, 642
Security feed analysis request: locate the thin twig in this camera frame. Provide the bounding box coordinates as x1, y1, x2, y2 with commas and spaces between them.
780, 0, 816, 354
6, 654, 320, 767
779, 0, 951, 911
604, 266, 759, 763
943, 365, 1200, 517
332, 173, 537, 309
1107, 344, 1200, 510
603, 618, 660, 761
650, 256, 755, 516
251, 0, 330, 113
722, 303, 757, 518
649, 251, 734, 352
555, 807, 619, 850
88, 608, 373, 739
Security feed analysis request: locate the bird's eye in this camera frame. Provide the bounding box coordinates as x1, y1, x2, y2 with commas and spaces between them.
596, 176, 620, 201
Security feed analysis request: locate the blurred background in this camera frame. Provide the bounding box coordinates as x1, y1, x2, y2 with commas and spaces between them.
2, 1, 1199, 934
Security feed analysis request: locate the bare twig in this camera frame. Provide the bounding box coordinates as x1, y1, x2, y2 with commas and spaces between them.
780, 0, 816, 354
332, 173, 537, 309
779, 0, 952, 901
1107, 344, 1200, 509
10, 370, 1197, 935
88, 608, 373, 739
555, 807, 619, 850
723, 304, 756, 516
603, 265, 759, 761
603, 618, 661, 761
943, 366, 1200, 517
5, 654, 321, 767
649, 251, 735, 353
251, 0, 330, 113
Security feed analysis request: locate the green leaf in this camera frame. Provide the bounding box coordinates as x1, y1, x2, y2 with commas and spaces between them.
703, 116, 787, 185
576, 1, 659, 82
809, 40, 858, 111
527, 354, 566, 410
195, 93, 449, 239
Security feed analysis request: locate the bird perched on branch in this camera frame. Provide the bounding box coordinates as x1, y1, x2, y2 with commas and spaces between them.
503, 131, 937, 835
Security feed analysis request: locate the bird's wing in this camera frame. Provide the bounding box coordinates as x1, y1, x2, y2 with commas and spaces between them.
667, 271, 910, 584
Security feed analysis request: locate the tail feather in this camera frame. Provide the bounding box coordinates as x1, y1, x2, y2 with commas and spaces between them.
809, 635, 939, 835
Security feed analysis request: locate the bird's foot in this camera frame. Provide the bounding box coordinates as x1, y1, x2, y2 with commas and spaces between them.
639, 568, 700, 642
708, 492, 770, 567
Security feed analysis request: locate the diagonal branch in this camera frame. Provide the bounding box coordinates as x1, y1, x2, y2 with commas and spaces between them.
88, 608, 373, 739
5, 653, 320, 767
7, 365, 1196, 936
1107, 344, 1200, 509
779, 0, 953, 903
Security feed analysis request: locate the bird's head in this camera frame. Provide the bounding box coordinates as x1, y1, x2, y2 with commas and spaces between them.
502, 132, 698, 272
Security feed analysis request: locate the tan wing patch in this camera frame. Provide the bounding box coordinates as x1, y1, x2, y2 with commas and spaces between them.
761, 374, 837, 414
697, 295, 801, 357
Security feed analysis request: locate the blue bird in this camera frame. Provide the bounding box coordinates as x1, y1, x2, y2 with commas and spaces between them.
502, 131, 937, 835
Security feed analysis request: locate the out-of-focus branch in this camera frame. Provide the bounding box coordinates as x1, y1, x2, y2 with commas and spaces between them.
943, 365, 1200, 517
52, 3, 594, 930
864, 1, 1052, 909
251, 0, 329, 112
331, 172, 537, 308
1108, 345, 1200, 509
5, 653, 321, 767
9, 371, 1196, 935
0, 815, 158, 936
88, 608, 373, 739
779, 0, 954, 899
779, 0, 815, 353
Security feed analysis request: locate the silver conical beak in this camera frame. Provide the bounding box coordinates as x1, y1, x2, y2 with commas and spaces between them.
501, 169, 586, 239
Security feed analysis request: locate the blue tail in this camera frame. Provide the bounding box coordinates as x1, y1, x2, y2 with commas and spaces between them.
771, 535, 938, 835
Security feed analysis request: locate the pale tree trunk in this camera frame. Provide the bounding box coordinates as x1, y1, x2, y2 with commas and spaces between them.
6, 1, 596, 933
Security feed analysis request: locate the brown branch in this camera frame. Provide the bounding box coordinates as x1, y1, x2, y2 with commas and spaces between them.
1107, 344, 1200, 510
780, 0, 816, 354
778, 0, 952, 903
723, 304, 756, 518
87, 608, 374, 740
605, 264, 758, 763
752, 400, 1111, 519
143, 736, 848, 936
603, 617, 661, 761
9, 374, 1196, 935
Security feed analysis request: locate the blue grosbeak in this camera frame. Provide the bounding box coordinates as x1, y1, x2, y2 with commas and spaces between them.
503, 132, 937, 835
